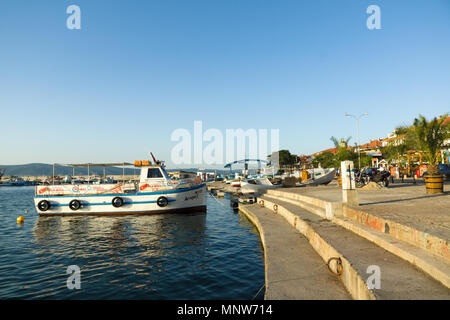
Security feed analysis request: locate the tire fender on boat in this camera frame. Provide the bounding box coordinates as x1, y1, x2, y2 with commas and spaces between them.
38, 200, 51, 212
69, 199, 82, 211
112, 197, 124, 208
156, 196, 169, 207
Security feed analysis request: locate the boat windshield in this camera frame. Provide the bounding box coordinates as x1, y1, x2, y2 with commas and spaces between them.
147, 168, 164, 178
160, 167, 171, 180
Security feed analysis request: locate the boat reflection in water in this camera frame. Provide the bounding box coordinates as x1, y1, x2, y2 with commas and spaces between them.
32, 212, 208, 298
33, 212, 207, 256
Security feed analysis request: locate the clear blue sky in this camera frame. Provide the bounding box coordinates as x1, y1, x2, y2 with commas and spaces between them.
1, 0, 449, 168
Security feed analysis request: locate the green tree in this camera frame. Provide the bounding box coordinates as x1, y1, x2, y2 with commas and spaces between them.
380, 125, 415, 168
408, 114, 450, 174
268, 150, 298, 172
330, 136, 359, 167
311, 137, 360, 169
359, 153, 372, 167
311, 151, 336, 168
275, 150, 296, 166
330, 136, 352, 149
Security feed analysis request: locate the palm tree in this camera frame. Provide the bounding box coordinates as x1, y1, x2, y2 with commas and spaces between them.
329, 136, 359, 167
330, 136, 352, 149
409, 114, 449, 174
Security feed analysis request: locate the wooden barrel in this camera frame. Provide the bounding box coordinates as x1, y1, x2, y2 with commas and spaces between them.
424, 174, 444, 194
301, 170, 308, 181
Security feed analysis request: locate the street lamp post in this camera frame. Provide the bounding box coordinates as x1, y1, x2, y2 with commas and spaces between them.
345, 112, 368, 169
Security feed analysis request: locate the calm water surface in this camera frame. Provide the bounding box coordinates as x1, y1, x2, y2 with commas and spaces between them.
0, 186, 264, 299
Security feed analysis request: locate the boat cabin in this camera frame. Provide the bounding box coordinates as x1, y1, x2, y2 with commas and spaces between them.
138, 165, 171, 185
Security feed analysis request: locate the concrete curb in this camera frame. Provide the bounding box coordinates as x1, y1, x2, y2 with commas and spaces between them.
333, 217, 450, 289
265, 189, 450, 290
238, 206, 270, 299
251, 198, 376, 300
266, 189, 450, 261
343, 206, 450, 263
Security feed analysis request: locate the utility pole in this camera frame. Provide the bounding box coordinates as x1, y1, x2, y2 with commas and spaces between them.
345, 112, 368, 169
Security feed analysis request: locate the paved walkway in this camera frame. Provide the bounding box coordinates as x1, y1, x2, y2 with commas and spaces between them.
241, 199, 450, 299
280, 180, 450, 241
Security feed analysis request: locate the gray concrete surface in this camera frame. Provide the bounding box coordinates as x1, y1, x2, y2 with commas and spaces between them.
261, 196, 450, 299
240, 204, 351, 300
278, 180, 450, 241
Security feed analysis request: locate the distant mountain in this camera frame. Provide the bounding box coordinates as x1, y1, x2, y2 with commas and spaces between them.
0, 163, 234, 177
0, 163, 137, 177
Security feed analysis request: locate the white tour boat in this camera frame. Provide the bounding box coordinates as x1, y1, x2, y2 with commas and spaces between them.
34, 157, 206, 216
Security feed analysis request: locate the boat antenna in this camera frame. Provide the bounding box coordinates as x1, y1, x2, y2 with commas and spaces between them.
150, 152, 165, 168
150, 152, 158, 164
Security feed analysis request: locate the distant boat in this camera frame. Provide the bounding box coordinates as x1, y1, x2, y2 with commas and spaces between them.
240, 168, 336, 194
240, 178, 282, 194
300, 168, 336, 186
1, 177, 31, 186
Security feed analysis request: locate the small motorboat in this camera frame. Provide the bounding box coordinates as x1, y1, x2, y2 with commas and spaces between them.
2, 177, 31, 186
240, 178, 282, 194
300, 168, 336, 186
34, 155, 206, 216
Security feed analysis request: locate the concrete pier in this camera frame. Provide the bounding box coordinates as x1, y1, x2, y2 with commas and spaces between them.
238, 181, 450, 299
239, 205, 351, 299
266, 182, 450, 262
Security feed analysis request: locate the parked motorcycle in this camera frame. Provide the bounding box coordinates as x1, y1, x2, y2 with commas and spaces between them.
354, 167, 390, 188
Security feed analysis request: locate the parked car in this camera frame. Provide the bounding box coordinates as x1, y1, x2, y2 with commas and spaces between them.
438, 164, 450, 180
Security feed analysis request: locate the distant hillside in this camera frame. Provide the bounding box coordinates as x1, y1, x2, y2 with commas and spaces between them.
0, 163, 233, 177
0, 163, 137, 177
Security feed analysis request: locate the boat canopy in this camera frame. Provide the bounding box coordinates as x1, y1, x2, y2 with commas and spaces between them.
58, 162, 134, 167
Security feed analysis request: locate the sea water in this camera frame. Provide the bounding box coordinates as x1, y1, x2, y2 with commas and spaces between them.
0, 186, 264, 299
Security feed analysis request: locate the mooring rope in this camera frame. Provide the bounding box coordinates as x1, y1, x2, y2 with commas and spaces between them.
208, 192, 228, 208
251, 261, 337, 300
252, 283, 265, 300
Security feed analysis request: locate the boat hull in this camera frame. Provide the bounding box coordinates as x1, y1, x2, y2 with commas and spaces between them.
34, 184, 207, 216
240, 182, 281, 194
301, 169, 336, 186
